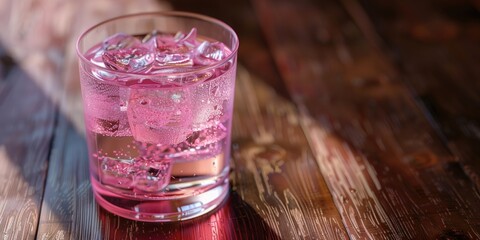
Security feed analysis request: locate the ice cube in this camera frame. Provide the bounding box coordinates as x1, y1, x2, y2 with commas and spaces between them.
89, 33, 142, 69
194, 41, 227, 65
153, 44, 194, 70
154, 44, 193, 67
191, 79, 231, 127
90, 49, 106, 67
175, 28, 197, 47
141, 30, 159, 43
143, 29, 200, 72
127, 88, 193, 144
134, 159, 172, 192
96, 118, 120, 132
82, 87, 131, 136
91, 68, 116, 81
103, 33, 141, 51
186, 123, 228, 147
143, 30, 176, 50
100, 157, 135, 189
80, 73, 132, 136
103, 47, 154, 72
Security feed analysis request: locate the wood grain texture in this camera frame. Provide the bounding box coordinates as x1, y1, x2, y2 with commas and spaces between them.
231, 68, 348, 239
0, 47, 56, 239
353, 0, 480, 190
253, 0, 480, 238
36, 114, 102, 240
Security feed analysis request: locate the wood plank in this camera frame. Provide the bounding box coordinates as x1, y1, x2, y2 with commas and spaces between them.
252, 0, 480, 238
230, 68, 348, 239
0, 47, 56, 239
36, 114, 104, 239
353, 0, 480, 189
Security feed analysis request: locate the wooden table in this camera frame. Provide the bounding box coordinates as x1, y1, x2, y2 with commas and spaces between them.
1, 0, 479, 239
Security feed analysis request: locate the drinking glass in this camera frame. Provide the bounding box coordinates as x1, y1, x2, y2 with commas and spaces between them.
76, 12, 238, 222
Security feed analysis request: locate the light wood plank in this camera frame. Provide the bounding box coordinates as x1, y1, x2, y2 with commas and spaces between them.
230, 68, 348, 239
0, 51, 56, 240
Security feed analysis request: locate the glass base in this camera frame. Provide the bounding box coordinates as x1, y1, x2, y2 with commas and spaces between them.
92, 179, 229, 222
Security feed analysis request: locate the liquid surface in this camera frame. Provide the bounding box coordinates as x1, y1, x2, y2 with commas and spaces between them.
80, 28, 235, 221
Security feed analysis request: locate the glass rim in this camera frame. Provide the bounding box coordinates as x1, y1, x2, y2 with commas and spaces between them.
76, 11, 239, 78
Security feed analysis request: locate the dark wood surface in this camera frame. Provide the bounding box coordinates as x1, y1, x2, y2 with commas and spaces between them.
0, 0, 479, 239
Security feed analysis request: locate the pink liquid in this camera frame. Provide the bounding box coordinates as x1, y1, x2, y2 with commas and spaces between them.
79, 30, 236, 221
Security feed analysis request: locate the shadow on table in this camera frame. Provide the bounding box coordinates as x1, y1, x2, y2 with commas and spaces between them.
98, 191, 281, 240
0, 44, 58, 238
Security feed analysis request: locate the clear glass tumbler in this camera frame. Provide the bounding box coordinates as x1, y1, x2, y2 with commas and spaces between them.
76, 12, 238, 222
